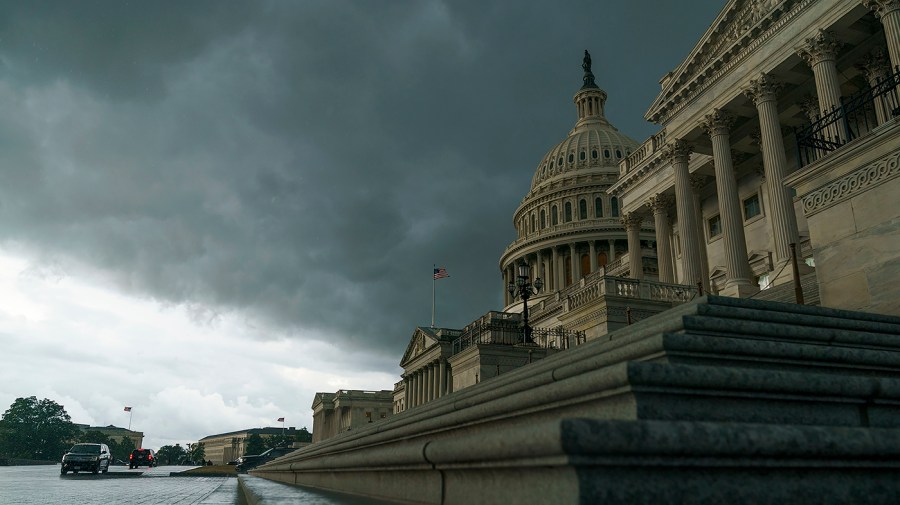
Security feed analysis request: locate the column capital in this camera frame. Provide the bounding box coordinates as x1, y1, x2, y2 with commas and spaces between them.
743, 73, 784, 105
647, 194, 673, 214
797, 94, 820, 122
621, 212, 644, 230
855, 47, 891, 82
796, 29, 842, 66
690, 175, 708, 193
864, 0, 900, 19
661, 139, 692, 164
700, 108, 735, 137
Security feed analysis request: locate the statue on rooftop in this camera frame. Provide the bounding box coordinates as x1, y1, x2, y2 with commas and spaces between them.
582, 49, 597, 89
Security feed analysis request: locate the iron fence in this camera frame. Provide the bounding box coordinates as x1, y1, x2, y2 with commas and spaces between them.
795, 66, 900, 167
450, 321, 585, 355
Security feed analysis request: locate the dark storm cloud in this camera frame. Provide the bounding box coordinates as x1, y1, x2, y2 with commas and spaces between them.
0, 1, 721, 367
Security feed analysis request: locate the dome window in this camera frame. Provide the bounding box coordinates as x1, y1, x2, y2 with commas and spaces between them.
616, 149, 622, 158
595, 197, 603, 218
591, 150, 598, 159
564, 202, 572, 223
568, 154, 574, 164
551, 206, 559, 226
579, 199, 587, 220
550, 161, 554, 169
604, 149, 610, 158
558, 156, 564, 166
542, 164, 547, 176
540, 209, 546, 229
611, 196, 620, 217
580, 151, 586, 161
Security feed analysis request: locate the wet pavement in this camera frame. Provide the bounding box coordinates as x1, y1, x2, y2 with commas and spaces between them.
0, 464, 237, 505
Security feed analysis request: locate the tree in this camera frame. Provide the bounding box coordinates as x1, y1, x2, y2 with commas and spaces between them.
244, 433, 266, 456
157, 443, 187, 465
296, 427, 312, 443
113, 435, 135, 463
0, 396, 79, 460
188, 442, 205, 465
264, 434, 293, 450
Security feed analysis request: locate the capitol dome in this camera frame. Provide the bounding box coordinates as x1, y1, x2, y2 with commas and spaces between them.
500, 51, 654, 311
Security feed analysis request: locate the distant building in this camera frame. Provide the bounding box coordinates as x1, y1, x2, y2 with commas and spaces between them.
311, 390, 393, 443
76, 424, 143, 449
199, 426, 305, 465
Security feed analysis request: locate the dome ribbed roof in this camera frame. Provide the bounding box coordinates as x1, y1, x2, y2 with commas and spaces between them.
528, 52, 638, 192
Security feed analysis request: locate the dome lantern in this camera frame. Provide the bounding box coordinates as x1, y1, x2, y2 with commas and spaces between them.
574, 50, 608, 126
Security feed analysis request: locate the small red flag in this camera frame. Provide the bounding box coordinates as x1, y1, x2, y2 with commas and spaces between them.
124, 407, 132, 412
276, 417, 285, 422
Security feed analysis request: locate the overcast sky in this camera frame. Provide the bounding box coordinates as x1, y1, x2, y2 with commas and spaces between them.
0, 0, 723, 450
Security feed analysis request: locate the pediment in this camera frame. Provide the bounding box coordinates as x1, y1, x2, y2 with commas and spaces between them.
399, 327, 440, 367
647, 0, 792, 123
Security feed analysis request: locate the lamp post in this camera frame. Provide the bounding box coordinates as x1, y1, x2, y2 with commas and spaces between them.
507, 262, 544, 344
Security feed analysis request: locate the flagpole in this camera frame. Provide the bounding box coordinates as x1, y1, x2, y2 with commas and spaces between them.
432, 264, 436, 328
128, 409, 133, 431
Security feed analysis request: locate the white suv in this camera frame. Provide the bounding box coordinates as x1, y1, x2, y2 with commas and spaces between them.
61, 443, 111, 475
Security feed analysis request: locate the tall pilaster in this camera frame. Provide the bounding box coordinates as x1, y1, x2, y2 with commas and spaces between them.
856, 47, 892, 125
743, 73, 801, 264
608, 239, 615, 264
551, 247, 560, 291
404, 376, 410, 411
663, 140, 702, 287
701, 109, 755, 296
438, 359, 446, 397
648, 194, 675, 283
797, 30, 844, 122
536, 251, 545, 281
690, 176, 711, 293
623, 213, 644, 280
569, 243, 578, 283
866, 0, 900, 69
589, 241, 597, 275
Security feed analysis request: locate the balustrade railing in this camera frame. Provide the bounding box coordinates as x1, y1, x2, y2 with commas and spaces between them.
795, 66, 900, 167
621, 129, 667, 175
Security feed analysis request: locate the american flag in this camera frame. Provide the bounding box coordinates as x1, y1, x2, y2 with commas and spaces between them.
124, 407, 132, 412
433, 267, 449, 280
276, 417, 285, 422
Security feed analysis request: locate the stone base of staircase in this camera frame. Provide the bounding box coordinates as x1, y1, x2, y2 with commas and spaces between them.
252, 296, 900, 504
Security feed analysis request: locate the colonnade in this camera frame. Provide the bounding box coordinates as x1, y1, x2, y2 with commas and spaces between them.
403, 359, 451, 409
644, 8, 900, 295
502, 238, 623, 305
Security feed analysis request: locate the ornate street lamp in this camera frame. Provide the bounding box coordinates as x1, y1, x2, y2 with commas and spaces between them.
507, 262, 544, 344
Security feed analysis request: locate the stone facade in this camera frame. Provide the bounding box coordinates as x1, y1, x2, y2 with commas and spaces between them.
77, 424, 143, 450
199, 427, 303, 464
310, 390, 392, 443
611, 0, 900, 316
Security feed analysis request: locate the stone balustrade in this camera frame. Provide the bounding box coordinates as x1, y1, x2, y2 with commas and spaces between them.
620, 129, 667, 175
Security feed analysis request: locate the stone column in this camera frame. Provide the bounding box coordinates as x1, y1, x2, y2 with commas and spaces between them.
690, 176, 711, 293
438, 359, 446, 397
432, 363, 439, 399
623, 213, 644, 280
866, 0, 900, 70
744, 73, 801, 265
569, 243, 578, 284
429, 364, 436, 402
536, 250, 545, 282
663, 140, 702, 287
797, 30, 844, 141
701, 109, 755, 296
550, 247, 559, 291
648, 194, 675, 283
403, 376, 410, 411
608, 239, 615, 264
502, 266, 510, 306
856, 48, 892, 126
589, 240, 597, 275
417, 370, 424, 406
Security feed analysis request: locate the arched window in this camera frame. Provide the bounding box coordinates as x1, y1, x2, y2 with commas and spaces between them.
579, 151, 586, 161
568, 153, 574, 163
581, 254, 591, 277
551, 205, 558, 226
595, 197, 603, 217
530, 213, 536, 233
611, 197, 620, 217
579, 199, 587, 220
540, 209, 546, 229
598, 252, 608, 268
564, 202, 572, 222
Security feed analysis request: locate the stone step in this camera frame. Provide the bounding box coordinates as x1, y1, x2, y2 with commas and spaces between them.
751, 271, 821, 305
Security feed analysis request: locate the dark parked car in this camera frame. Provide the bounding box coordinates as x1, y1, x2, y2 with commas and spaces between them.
129, 448, 158, 469
235, 447, 295, 473
61, 443, 111, 475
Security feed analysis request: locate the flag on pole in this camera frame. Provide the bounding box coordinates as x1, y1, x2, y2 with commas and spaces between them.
433, 267, 449, 280
124, 406, 132, 412
276, 417, 285, 422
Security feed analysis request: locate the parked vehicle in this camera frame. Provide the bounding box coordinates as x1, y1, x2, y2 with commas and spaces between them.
61, 443, 111, 475
235, 447, 295, 473
129, 448, 158, 469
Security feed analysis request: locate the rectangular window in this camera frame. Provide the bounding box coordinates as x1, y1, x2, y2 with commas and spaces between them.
743, 194, 761, 220
708, 215, 722, 238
